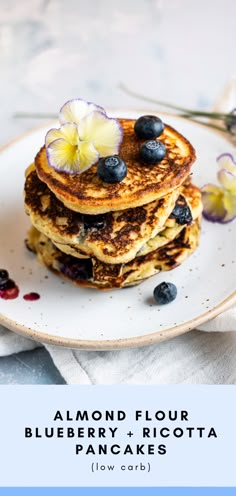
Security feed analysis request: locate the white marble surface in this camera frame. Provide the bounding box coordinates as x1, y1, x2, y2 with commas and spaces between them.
0, 0, 236, 383
1, 0, 236, 146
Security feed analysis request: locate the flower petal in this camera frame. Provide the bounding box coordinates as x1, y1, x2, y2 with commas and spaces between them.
45, 128, 63, 147
46, 123, 79, 147
222, 192, 236, 222
59, 99, 105, 125
46, 138, 80, 174
78, 141, 100, 173
217, 153, 236, 175
201, 184, 226, 222
79, 111, 123, 156
218, 169, 236, 194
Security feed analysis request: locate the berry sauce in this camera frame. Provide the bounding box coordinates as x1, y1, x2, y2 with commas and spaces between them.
23, 292, 40, 301
0, 268, 40, 302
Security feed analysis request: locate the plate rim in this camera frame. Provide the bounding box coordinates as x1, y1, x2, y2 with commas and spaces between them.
0, 115, 235, 350
0, 293, 235, 350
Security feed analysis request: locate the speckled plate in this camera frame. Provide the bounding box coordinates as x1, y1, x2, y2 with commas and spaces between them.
0, 111, 235, 350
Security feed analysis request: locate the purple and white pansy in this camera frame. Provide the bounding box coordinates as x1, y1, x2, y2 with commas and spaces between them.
202, 153, 236, 223
45, 99, 123, 174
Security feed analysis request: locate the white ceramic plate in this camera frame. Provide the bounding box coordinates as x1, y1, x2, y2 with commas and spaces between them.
0, 111, 235, 349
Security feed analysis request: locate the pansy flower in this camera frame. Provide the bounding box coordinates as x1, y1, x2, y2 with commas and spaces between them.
45, 99, 123, 174
202, 153, 236, 223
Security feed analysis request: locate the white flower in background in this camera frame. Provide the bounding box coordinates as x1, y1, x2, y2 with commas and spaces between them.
45, 99, 123, 174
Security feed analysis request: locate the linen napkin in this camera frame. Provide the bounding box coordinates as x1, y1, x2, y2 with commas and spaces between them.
0, 318, 236, 384
0, 81, 235, 384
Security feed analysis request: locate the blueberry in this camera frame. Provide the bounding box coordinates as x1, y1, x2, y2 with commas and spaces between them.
97, 156, 127, 183
81, 214, 106, 230
0, 279, 15, 291
170, 195, 192, 225
0, 269, 9, 284
134, 115, 164, 139
153, 282, 177, 304
60, 258, 93, 281
139, 140, 166, 164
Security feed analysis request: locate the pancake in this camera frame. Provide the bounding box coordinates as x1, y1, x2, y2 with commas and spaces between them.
137, 180, 202, 256
55, 180, 202, 260
35, 119, 196, 214
25, 165, 181, 264
25, 165, 201, 263
26, 219, 200, 289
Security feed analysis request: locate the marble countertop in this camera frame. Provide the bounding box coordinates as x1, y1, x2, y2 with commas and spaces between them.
0, 0, 236, 384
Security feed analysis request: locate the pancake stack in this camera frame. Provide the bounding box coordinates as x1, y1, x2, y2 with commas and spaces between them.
24, 117, 202, 289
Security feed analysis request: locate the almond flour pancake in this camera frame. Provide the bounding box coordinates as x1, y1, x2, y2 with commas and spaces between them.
35, 119, 196, 214
26, 219, 200, 289
24, 166, 201, 264
25, 165, 182, 264
136, 180, 202, 256
54, 180, 202, 260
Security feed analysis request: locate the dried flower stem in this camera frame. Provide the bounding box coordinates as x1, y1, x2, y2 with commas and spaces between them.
14, 112, 57, 119
119, 84, 229, 120
119, 83, 231, 134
